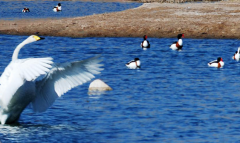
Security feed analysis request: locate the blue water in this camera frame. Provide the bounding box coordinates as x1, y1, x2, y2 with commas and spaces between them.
0, 34, 240, 142
1, 0, 240, 142
0, 1, 141, 20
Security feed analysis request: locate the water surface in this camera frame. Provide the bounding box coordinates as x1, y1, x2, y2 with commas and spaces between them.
0, 1, 141, 20
0, 34, 240, 142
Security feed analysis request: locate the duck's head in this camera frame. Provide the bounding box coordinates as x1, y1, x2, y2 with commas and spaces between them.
177, 34, 184, 39
58, 3, 61, 6
217, 57, 223, 62
143, 35, 147, 40
134, 58, 140, 61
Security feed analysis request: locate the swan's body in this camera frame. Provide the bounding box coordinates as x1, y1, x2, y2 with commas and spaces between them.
53, 3, 61, 12
208, 57, 224, 68
170, 34, 184, 51
0, 35, 103, 124
141, 35, 150, 50
126, 58, 141, 69
232, 47, 240, 61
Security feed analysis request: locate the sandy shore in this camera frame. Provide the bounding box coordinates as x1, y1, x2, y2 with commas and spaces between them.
0, 1, 240, 39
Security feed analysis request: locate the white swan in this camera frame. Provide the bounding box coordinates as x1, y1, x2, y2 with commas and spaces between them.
0, 35, 103, 124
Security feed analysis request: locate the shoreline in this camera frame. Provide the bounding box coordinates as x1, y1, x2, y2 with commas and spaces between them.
0, 1, 240, 39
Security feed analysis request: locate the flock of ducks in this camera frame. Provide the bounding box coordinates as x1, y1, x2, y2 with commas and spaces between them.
22, 3, 62, 13
126, 33, 240, 69
126, 34, 184, 69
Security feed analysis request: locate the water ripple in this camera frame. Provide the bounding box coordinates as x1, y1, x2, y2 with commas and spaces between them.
0, 35, 240, 142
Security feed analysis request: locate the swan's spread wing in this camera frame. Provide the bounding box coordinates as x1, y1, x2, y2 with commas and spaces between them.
0, 57, 53, 108
32, 56, 103, 112
19, 58, 53, 81
0, 58, 53, 85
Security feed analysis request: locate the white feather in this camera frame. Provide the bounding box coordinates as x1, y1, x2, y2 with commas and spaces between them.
232, 47, 240, 61
208, 60, 224, 68
32, 56, 103, 113
170, 39, 183, 50
0, 35, 54, 124
0, 35, 103, 124
126, 59, 141, 69
142, 40, 148, 48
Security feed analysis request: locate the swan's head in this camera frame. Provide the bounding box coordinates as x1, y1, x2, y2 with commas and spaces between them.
26, 35, 45, 44
12, 35, 45, 61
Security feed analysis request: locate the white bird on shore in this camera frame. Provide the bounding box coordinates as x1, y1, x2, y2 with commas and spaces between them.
53, 3, 61, 12
208, 57, 224, 68
170, 34, 184, 51
232, 47, 240, 61
126, 58, 141, 69
0, 35, 103, 124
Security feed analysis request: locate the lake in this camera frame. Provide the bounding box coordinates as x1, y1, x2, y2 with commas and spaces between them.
0, 1, 141, 20
0, 34, 240, 142
1, 0, 240, 142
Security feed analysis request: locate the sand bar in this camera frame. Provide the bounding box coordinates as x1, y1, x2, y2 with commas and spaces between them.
0, 1, 240, 39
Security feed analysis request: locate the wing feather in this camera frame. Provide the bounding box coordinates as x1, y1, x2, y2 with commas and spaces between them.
18, 57, 53, 81
32, 56, 103, 112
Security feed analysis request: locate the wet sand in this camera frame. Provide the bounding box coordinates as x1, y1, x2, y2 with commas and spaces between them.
0, 1, 240, 39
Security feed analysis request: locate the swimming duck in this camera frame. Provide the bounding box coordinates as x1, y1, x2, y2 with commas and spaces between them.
232, 47, 240, 61
53, 3, 61, 12
0, 35, 103, 124
126, 58, 141, 69
22, 8, 30, 13
208, 57, 224, 68
141, 35, 150, 50
170, 34, 184, 51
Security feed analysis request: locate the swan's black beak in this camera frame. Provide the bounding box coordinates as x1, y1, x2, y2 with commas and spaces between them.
39, 37, 45, 40
33, 35, 45, 41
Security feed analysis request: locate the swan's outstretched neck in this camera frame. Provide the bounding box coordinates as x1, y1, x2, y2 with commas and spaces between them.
12, 35, 43, 61
12, 41, 27, 61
